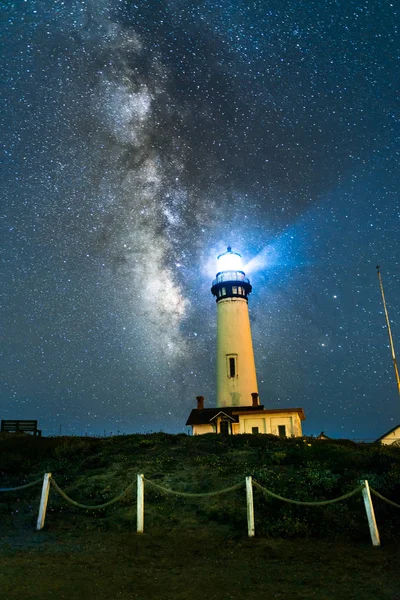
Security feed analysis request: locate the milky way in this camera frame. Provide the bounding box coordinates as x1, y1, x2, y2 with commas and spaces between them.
2, 0, 399, 438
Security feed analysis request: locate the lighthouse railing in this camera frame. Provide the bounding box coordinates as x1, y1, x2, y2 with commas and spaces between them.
212, 271, 250, 286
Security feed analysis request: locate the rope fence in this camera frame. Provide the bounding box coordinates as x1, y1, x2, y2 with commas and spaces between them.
50, 478, 137, 510
370, 487, 400, 509
1, 472, 399, 546
0, 478, 43, 492
253, 480, 365, 506
144, 478, 243, 498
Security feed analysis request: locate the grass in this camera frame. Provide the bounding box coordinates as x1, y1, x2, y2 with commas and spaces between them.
1, 432, 400, 599
1, 529, 399, 599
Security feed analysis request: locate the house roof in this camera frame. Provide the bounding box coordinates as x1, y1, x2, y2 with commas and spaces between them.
316, 431, 331, 439
186, 405, 265, 426
186, 405, 306, 426
375, 424, 400, 442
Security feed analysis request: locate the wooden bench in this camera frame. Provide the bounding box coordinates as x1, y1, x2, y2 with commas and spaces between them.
1, 420, 42, 436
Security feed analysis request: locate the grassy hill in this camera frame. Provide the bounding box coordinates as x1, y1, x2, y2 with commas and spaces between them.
1, 433, 400, 599
1, 432, 400, 538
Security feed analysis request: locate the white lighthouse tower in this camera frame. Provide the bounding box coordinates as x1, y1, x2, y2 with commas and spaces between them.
211, 247, 258, 407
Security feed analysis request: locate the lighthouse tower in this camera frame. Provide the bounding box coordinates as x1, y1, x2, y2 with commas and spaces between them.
211, 247, 258, 407
186, 246, 305, 436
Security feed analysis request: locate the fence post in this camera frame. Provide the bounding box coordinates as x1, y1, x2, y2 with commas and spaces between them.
36, 472, 52, 531
246, 476, 255, 538
137, 473, 144, 534
361, 480, 380, 547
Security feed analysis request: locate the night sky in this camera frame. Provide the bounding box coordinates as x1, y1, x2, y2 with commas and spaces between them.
2, 0, 399, 439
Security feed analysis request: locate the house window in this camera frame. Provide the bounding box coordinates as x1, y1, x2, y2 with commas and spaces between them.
252, 427, 259, 434
278, 425, 286, 438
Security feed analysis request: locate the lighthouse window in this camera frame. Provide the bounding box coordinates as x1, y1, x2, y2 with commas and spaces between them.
221, 287, 226, 296
232, 286, 237, 294
229, 358, 235, 377
227, 354, 237, 378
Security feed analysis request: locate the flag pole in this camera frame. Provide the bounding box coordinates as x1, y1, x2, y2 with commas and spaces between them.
376, 266, 400, 396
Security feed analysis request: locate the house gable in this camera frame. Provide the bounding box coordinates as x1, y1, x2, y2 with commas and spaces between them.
209, 411, 236, 423
376, 424, 400, 445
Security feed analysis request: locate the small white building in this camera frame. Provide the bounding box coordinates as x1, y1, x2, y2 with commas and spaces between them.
186, 396, 305, 437
376, 425, 400, 446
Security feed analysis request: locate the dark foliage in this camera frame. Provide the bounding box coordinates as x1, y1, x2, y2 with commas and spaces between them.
1, 432, 399, 540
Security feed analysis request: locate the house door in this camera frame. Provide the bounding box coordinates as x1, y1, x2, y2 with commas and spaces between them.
278, 425, 286, 438
220, 421, 229, 435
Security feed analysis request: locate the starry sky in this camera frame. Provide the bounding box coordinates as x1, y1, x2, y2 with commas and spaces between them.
2, 0, 399, 439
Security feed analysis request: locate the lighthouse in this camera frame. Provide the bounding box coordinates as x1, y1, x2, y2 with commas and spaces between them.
210, 247, 258, 407
186, 247, 306, 437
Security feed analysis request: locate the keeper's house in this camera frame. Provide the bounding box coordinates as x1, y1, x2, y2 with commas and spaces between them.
186, 395, 305, 437
376, 425, 400, 446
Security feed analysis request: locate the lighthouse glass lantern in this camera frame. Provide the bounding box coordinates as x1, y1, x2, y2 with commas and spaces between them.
211, 247, 259, 407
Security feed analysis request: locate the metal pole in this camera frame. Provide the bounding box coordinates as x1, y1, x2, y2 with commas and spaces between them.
376, 266, 400, 395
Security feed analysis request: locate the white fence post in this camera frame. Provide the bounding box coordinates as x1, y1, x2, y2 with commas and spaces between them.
137, 473, 144, 534
361, 480, 380, 547
36, 472, 52, 531
246, 476, 255, 538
